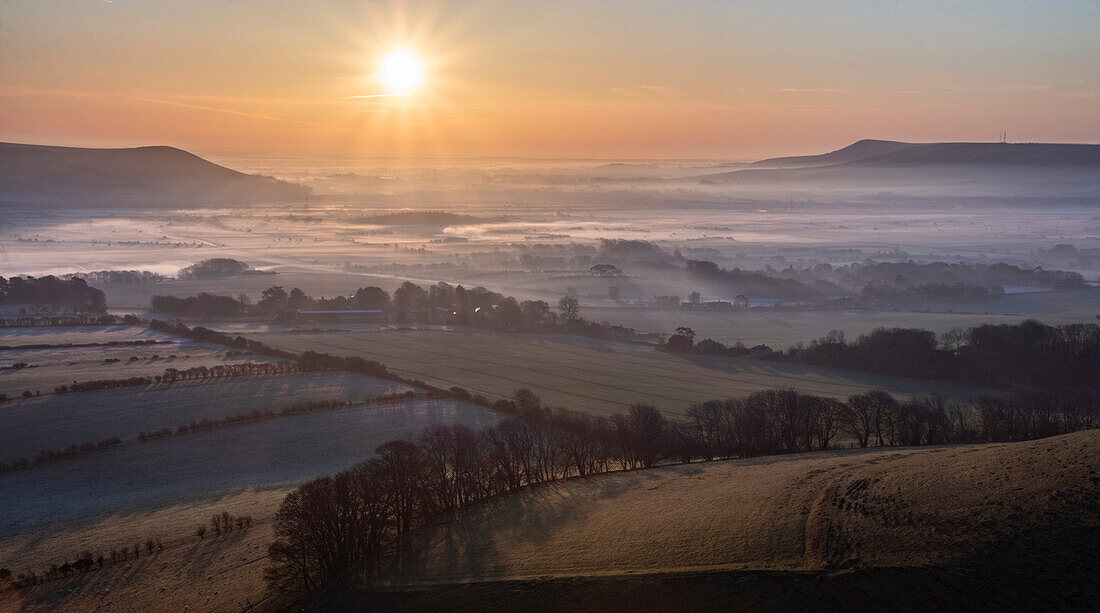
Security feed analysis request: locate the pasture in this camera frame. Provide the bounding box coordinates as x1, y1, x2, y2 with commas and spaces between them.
373, 430, 1100, 585
0, 340, 283, 397
245, 329, 999, 417
589, 303, 1096, 348
0, 325, 175, 347
0, 371, 415, 459
0, 397, 498, 568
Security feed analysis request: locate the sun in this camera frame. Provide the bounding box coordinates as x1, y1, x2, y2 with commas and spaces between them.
378, 49, 425, 95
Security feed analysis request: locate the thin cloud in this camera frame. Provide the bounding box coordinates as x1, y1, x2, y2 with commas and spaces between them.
128, 96, 327, 127
1, 86, 327, 127
345, 94, 402, 99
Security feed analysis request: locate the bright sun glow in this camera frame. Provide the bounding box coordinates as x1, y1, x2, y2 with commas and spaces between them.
378, 49, 425, 95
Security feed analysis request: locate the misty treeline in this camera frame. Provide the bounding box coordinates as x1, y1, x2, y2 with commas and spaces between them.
0, 276, 107, 314
265, 386, 1099, 594
151, 281, 653, 341
59, 269, 167, 284
177, 258, 256, 280
669, 320, 1100, 390
686, 259, 1085, 304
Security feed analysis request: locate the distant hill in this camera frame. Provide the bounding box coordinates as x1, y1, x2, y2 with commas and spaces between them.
698, 141, 1100, 196
0, 142, 310, 207
751, 140, 1100, 169
752, 139, 920, 168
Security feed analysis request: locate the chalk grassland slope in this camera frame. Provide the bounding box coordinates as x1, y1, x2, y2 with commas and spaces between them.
368, 430, 1100, 587
589, 303, 1097, 349
247, 329, 999, 416
0, 371, 414, 458
0, 142, 309, 207
0, 341, 285, 396
0, 398, 499, 568
1, 521, 276, 613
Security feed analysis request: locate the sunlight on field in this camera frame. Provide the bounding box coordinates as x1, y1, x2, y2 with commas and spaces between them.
373, 431, 1100, 584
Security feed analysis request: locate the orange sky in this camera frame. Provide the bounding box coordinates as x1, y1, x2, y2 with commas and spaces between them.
3, 0, 1099, 160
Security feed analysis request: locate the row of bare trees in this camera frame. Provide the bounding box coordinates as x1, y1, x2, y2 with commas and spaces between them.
267, 386, 1100, 594
2, 393, 427, 474
265, 393, 674, 593
51, 361, 301, 395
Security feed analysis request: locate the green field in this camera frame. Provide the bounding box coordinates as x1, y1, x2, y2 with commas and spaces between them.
245, 329, 999, 417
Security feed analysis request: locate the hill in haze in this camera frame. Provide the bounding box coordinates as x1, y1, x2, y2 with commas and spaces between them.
752, 139, 920, 168
752, 139, 1100, 169
0, 142, 310, 208
698, 140, 1100, 197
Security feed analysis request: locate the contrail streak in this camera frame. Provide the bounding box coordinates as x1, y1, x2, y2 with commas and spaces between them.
128, 96, 327, 128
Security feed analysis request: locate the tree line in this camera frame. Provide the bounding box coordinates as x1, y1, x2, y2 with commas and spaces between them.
0, 276, 107, 314
0, 313, 141, 328
684, 259, 1086, 305
0, 339, 168, 351
782, 320, 1100, 389
666, 320, 1100, 391
49, 361, 302, 395
1, 392, 427, 474
151, 281, 654, 343
265, 386, 1099, 594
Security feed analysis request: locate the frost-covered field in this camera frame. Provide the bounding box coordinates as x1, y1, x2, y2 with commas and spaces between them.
0, 339, 287, 397
0, 325, 175, 346
245, 329, 999, 416
1, 371, 416, 458
0, 397, 498, 564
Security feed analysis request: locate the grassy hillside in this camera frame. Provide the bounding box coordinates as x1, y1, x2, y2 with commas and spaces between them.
7, 432, 1096, 612
364, 430, 1098, 585
246, 329, 999, 416
1, 520, 276, 613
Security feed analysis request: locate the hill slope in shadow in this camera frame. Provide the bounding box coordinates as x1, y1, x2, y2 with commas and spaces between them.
0, 142, 309, 207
